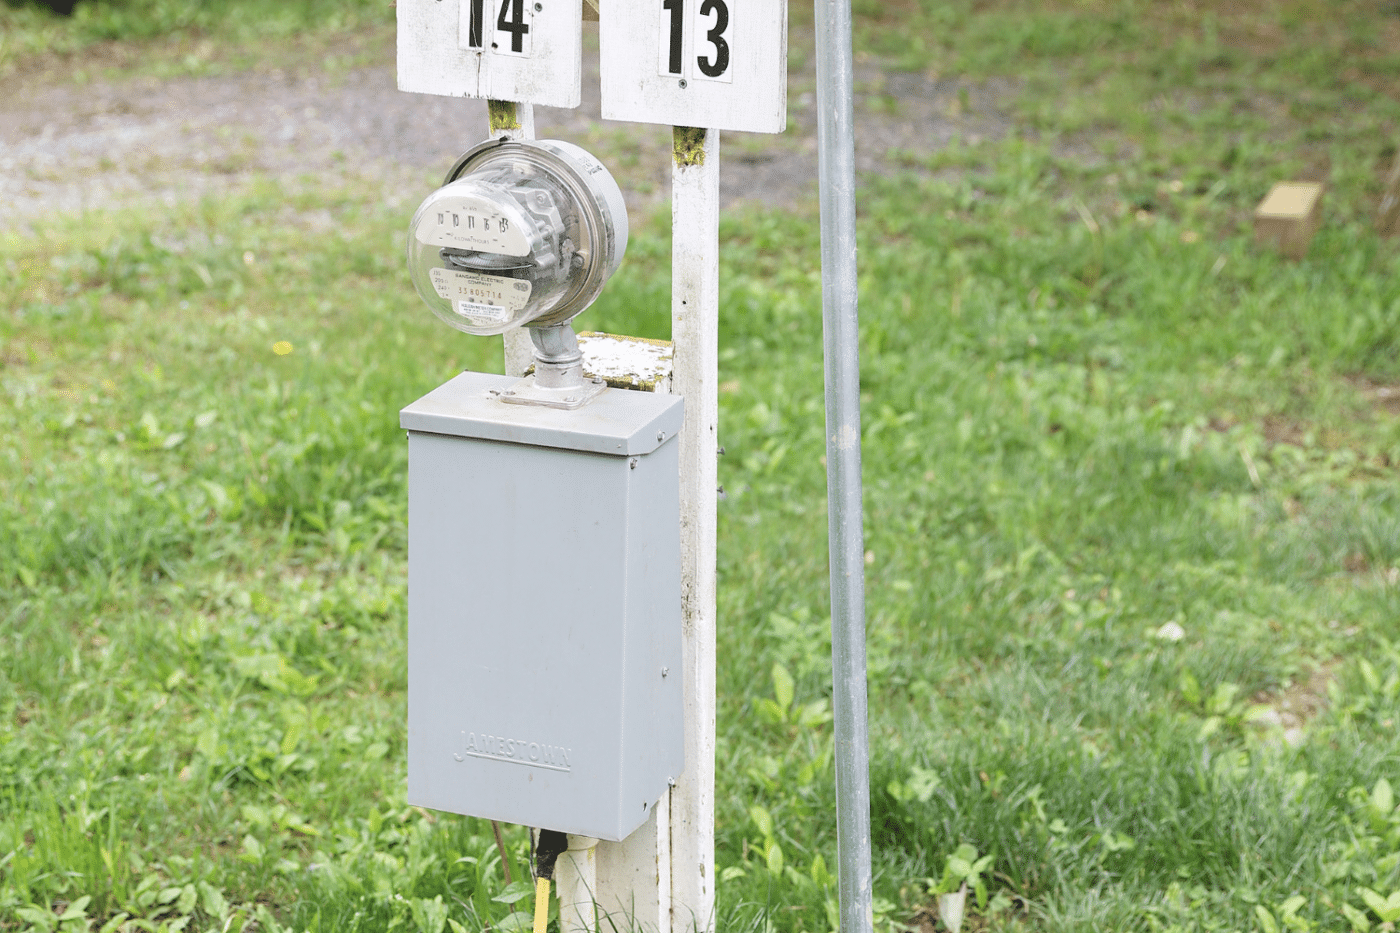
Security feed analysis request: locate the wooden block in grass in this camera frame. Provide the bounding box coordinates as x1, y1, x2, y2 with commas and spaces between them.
1254, 182, 1324, 260
1378, 152, 1400, 237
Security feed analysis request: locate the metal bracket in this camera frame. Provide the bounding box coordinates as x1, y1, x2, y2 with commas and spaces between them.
491, 374, 608, 411
490, 322, 610, 410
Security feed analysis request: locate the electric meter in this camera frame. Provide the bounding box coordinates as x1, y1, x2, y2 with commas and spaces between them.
407, 138, 628, 337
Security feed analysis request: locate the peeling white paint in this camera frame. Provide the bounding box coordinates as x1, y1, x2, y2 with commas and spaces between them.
579, 331, 674, 393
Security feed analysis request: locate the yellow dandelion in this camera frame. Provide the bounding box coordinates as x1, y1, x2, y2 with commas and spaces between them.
273, 341, 294, 356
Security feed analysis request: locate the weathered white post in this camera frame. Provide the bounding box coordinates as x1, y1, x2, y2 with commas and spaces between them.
665, 123, 721, 932
599, 5, 786, 928
590, 125, 723, 933
485, 100, 537, 377
590, 124, 724, 933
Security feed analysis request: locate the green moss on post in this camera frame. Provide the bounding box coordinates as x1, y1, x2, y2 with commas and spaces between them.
489, 100, 521, 135
673, 126, 707, 167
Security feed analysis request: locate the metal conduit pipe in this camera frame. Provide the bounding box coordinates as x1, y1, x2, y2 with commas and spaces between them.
815, 0, 875, 931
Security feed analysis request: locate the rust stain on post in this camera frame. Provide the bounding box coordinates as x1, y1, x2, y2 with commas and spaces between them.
673, 126, 707, 167
489, 100, 522, 134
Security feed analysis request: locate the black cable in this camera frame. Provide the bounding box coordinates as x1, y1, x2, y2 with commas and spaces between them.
533, 829, 569, 881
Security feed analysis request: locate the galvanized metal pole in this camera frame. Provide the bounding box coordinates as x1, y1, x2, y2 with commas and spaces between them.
813, 0, 874, 931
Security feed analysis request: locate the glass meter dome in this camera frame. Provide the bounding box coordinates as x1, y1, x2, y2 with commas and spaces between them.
407, 138, 629, 336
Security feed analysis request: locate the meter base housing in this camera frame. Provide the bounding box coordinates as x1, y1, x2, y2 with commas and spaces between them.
402, 371, 684, 842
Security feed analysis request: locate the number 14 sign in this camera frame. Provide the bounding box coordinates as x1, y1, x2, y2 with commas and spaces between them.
600, 0, 787, 134
398, 0, 582, 109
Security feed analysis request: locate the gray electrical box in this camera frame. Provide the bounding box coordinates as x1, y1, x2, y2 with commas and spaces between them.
401, 371, 685, 842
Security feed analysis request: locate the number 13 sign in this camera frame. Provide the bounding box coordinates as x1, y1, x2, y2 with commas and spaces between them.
601, 0, 787, 134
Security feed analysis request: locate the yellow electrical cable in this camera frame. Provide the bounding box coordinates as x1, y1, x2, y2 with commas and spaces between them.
533, 875, 550, 933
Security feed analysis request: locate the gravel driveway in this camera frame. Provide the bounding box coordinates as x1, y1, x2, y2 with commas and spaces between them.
0, 27, 1017, 231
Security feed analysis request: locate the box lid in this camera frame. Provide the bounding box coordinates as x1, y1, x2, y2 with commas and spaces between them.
400, 371, 684, 456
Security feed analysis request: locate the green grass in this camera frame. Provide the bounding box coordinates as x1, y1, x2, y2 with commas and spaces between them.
4, 2, 1400, 932
0, 0, 394, 78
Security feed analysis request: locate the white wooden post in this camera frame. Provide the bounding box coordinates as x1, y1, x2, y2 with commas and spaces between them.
556, 834, 602, 933
594, 128, 720, 933
595, 0, 783, 925
667, 125, 720, 933
596, 795, 671, 932
486, 101, 539, 377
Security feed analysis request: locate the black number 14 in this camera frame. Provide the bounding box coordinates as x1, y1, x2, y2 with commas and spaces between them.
466, 0, 529, 53
663, 0, 730, 78
496, 0, 529, 52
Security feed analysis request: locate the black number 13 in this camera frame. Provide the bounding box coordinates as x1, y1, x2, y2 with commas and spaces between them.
663, 0, 730, 79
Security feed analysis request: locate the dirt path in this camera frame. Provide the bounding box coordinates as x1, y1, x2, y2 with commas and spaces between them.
0, 28, 1017, 231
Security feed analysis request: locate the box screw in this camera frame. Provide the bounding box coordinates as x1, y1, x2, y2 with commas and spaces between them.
661, 666, 669, 677
657, 431, 665, 442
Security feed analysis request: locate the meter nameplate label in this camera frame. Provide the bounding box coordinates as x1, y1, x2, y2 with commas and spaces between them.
430, 268, 532, 309
429, 268, 532, 326
456, 300, 509, 325
416, 195, 531, 256
600, 0, 787, 133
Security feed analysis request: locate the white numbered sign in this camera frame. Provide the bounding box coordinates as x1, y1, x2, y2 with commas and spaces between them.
600, 0, 786, 133
398, 0, 582, 109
